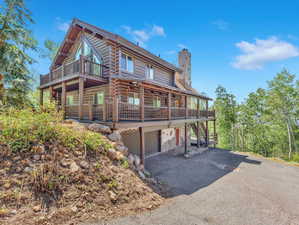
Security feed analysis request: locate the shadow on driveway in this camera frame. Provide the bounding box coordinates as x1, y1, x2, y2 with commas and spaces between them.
145, 148, 261, 197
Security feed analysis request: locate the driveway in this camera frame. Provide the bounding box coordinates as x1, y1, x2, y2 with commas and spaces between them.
94, 148, 299, 225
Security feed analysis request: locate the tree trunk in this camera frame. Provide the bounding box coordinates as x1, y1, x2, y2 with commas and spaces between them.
287, 120, 293, 160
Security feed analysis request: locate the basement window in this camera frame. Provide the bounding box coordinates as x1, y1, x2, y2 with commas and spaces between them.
94, 92, 104, 105
128, 93, 139, 105
121, 53, 134, 73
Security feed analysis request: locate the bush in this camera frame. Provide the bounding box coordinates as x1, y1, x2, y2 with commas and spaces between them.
0, 105, 111, 153
291, 153, 299, 163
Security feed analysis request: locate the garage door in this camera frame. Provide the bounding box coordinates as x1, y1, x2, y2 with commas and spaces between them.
145, 130, 160, 156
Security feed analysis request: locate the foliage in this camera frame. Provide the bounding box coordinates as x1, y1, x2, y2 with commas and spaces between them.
215, 69, 299, 161
0, 105, 111, 152
0, 0, 38, 107
39, 39, 59, 61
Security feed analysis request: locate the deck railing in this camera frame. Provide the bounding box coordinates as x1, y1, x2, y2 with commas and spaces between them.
40, 56, 109, 86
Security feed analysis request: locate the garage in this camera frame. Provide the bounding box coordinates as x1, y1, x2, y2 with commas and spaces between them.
145, 130, 161, 156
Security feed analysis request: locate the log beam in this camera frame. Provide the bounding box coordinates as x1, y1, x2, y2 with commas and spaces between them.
78, 77, 84, 119
139, 127, 145, 166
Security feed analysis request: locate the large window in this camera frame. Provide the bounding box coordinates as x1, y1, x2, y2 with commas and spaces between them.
94, 92, 104, 105
66, 95, 74, 105
190, 97, 198, 110
128, 93, 139, 105
146, 65, 154, 80
121, 53, 134, 73
153, 96, 161, 108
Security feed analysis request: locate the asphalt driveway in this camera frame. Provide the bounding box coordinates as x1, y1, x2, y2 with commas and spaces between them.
94, 148, 299, 225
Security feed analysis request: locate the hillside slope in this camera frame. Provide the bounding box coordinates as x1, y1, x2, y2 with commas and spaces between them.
0, 107, 163, 225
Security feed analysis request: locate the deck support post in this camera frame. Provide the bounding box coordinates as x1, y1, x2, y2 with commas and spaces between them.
205, 120, 209, 147
112, 95, 119, 122
88, 103, 93, 120
49, 86, 54, 102
140, 85, 144, 122
184, 123, 188, 155
197, 98, 200, 118
197, 121, 200, 148
185, 95, 188, 119
168, 92, 171, 120
39, 88, 43, 106
139, 127, 145, 166
61, 81, 66, 119
103, 99, 107, 121
78, 77, 84, 120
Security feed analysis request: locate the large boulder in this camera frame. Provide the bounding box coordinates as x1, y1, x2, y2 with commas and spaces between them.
107, 131, 122, 142
127, 154, 135, 166
88, 123, 111, 134
107, 148, 118, 160
115, 144, 128, 156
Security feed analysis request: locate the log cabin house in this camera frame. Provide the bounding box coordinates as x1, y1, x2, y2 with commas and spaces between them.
39, 18, 217, 165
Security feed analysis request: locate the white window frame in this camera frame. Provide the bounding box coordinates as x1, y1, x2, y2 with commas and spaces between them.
153, 96, 161, 108
128, 93, 139, 106
120, 53, 134, 73
146, 65, 154, 80
94, 92, 104, 105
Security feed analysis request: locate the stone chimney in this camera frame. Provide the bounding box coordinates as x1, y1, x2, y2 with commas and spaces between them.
178, 49, 191, 87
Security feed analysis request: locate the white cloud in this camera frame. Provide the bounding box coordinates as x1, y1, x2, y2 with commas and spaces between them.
178, 43, 187, 49
287, 34, 298, 40
56, 17, 70, 32
232, 36, 299, 70
121, 24, 166, 47
165, 50, 176, 55
212, 20, 229, 31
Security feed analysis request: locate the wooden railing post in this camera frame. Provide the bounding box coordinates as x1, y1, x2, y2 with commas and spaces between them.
78, 77, 84, 120
112, 95, 119, 122
184, 123, 188, 154
61, 81, 66, 119
139, 127, 145, 166
140, 86, 144, 121
206, 100, 209, 118
88, 103, 93, 120
205, 120, 209, 147
49, 86, 54, 102
197, 121, 200, 148
168, 92, 171, 120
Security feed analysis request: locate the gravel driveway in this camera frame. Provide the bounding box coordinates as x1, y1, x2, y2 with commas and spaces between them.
93, 148, 299, 225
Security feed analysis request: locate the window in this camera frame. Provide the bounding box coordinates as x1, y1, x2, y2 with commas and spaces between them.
84, 41, 91, 56
66, 95, 74, 105
128, 93, 139, 105
94, 92, 104, 105
153, 96, 161, 108
121, 53, 134, 73
146, 65, 154, 80
75, 44, 82, 60
190, 97, 198, 109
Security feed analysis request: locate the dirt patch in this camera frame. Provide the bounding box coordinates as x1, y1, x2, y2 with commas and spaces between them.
0, 138, 164, 225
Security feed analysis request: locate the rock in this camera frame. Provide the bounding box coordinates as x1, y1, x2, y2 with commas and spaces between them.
10, 210, 17, 215
64, 119, 77, 124
88, 123, 111, 134
24, 167, 32, 173
13, 156, 21, 161
33, 154, 40, 161
115, 144, 128, 156
147, 177, 157, 185
3, 182, 10, 189
128, 154, 135, 166
115, 151, 125, 161
15, 167, 23, 173
79, 160, 89, 169
60, 159, 71, 168
138, 170, 146, 180
107, 148, 117, 160
31, 144, 45, 153
70, 206, 78, 213
108, 191, 117, 202
143, 169, 151, 177
134, 155, 141, 167
73, 150, 83, 157
33, 205, 41, 212
107, 131, 122, 142
70, 162, 80, 173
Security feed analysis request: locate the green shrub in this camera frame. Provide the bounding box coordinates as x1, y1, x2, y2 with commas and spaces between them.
0, 105, 111, 153
292, 153, 299, 163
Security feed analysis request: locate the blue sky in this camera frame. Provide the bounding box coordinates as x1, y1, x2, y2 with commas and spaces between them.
25, 0, 299, 102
